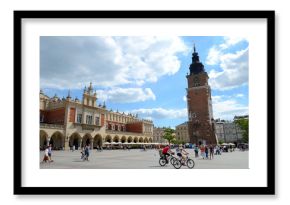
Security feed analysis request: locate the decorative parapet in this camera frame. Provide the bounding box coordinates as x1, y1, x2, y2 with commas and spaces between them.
40, 123, 64, 129
106, 130, 144, 136
73, 122, 102, 131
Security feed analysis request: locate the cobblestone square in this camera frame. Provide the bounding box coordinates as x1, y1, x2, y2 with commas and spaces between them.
40, 148, 249, 169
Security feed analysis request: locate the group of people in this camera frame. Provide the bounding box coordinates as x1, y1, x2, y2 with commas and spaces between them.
197, 145, 215, 160
42, 144, 91, 163
161, 144, 189, 164
160, 144, 219, 163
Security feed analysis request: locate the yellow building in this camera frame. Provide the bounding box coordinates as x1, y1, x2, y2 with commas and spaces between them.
175, 122, 190, 143
40, 83, 154, 150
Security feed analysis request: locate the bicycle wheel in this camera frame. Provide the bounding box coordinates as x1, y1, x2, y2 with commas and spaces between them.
159, 158, 166, 166
170, 157, 177, 165
173, 160, 182, 169
186, 159, 195, 168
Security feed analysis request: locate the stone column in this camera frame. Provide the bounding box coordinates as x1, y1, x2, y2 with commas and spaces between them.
90, 140, 93, 150
64, 136, 70, 151
47, 137, 51, 146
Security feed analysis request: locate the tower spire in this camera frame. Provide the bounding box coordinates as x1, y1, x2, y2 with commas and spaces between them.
66, 89, 71, 100
188, 43, 205, 74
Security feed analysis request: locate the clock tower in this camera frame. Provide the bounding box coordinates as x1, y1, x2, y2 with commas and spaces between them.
186, 45, 217, 145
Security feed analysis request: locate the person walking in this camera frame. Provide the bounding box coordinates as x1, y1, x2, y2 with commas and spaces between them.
42, 146, 49, 163
209, 145, 214, 160
84, 145, 90, 161
200, 145, 205, 159
205, 146, 209, 159
194, 145, 199, 158
48, 144, 53, 162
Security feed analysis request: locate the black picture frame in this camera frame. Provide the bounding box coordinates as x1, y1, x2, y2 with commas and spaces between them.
14, 10, 275, 195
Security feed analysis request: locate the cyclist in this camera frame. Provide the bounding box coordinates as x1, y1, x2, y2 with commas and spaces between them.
176, 145, 182, 160
162, 144, 172, 164
179, 144, 189, 164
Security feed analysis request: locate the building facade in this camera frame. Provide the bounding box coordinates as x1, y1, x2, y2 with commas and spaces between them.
186, 45, 217, 145
40, 83, 154, 150
214, 116, 247, 143
214, 120, 225, 143
153, 127, 167, 143
175, 122, 190, 143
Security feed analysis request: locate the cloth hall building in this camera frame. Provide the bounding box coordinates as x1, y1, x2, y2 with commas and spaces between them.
40, 83, 154, 150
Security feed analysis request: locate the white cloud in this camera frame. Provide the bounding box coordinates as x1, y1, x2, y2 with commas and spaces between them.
236, 93, 244, 98
220, 36, 247, 50
206, 36, 248, 90
209, 48, 248, 90
40, 36, 188, 89
206, 46, 221, 65
96, 87, 156, 103
129, 108, 187, 120
183, 96, 187, 102
212, 95, 248, 120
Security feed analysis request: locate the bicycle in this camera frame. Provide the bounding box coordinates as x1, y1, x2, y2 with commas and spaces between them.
173, 154, 195, 169
158, 151, 177, 166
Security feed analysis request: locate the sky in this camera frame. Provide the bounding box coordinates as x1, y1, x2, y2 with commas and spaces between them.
40, 36, 249, 128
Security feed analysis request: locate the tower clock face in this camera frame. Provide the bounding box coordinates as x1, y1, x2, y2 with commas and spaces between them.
192, 112, 197, 118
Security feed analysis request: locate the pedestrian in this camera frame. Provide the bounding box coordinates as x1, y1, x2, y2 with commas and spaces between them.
84, 145, 90, 161
205, 146, 209, 159
209, 145, 214, 160
194, 145, 199, 158
200, 145, 205, 159
48, 144, 53, 162
42, 146, 49, 163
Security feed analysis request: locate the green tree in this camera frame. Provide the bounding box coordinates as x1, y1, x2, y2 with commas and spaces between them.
172, 139, 184, 145
235, 118, 249, 143
162, 128, 176, 145
218, 139, 224, 145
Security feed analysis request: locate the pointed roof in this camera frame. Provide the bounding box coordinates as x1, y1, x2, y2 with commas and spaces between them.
189, 44, 205, 75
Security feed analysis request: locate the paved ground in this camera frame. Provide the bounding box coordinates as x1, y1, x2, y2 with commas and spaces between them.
40, 148, 249, 169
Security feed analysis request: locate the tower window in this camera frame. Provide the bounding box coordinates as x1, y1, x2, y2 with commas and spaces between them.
77, 114, 82, 123
86, 115, 93, 124
95, 116, 100, 126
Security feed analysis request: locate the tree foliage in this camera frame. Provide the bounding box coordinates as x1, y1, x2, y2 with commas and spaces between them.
162, 128, 176, 145
235, 118, 249, 143
218, 139, 225, 145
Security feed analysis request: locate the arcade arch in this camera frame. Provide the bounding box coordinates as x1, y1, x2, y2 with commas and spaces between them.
105, 135, 112, 143
93, 134, 103, 148
40, 130, 48, 150
113, 135, 120, 143
50, 131, 64, 150
69, 132, 81, 150
127, 136, 133, 143
121, 136, 127, 143
82, 133, 93, 148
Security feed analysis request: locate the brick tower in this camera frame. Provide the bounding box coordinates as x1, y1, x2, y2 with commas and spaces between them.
186, 45, 217, 145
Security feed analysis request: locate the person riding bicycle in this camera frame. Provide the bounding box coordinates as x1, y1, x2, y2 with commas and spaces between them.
179, 144, 189, 164
162, 144, 172, 164
176, 145, 182, 160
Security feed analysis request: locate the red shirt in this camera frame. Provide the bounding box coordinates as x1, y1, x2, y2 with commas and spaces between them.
162, 146, 170, 154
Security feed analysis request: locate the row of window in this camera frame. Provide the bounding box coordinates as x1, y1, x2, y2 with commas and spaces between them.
144, 125, 152, 132
106, 123, 126, 132
76, 114, 100, 125
106, 114, 135, 123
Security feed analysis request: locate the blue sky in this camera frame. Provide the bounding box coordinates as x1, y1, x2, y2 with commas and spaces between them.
40, 36, 249, 128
